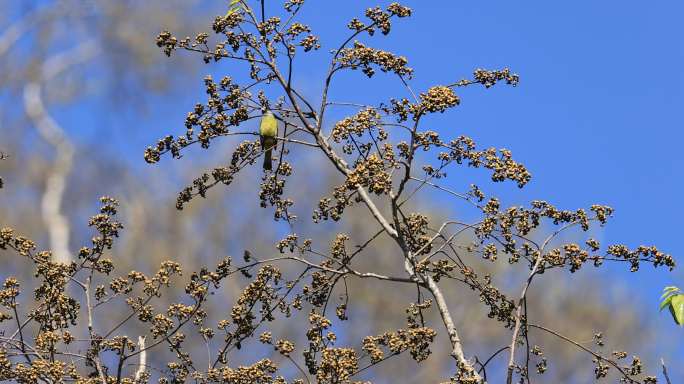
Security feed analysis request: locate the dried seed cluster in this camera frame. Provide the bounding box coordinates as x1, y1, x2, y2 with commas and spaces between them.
337, 41, 413, 78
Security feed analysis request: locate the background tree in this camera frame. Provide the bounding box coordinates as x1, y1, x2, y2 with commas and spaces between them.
0, 1, 682, 383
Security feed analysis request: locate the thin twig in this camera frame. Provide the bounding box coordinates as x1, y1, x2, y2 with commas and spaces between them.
661, 358, 672, 384
528, 323, 638, 383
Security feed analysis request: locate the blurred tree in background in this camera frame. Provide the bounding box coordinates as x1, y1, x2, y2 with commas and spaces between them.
0, 1, 679, 383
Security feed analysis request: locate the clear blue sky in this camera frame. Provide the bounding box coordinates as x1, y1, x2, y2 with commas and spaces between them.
23, 0, 684, 377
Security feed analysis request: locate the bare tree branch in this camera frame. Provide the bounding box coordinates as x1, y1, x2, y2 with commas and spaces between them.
22, 40, 100, 264
0, 6, 45, 57
135, 336, 147, 381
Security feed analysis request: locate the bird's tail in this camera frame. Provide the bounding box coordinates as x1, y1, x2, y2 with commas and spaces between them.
263, 149, 272, 171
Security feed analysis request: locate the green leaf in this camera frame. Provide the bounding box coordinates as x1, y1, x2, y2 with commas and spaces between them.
660, 286, 681, 303
659, 286, 681, 310
225, 0, 245, 17
669, 294, 684, 326
660, 295, 674, 311
662, 286, 680, 295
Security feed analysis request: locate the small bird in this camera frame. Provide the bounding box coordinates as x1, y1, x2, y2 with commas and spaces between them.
259, 110, 278, 171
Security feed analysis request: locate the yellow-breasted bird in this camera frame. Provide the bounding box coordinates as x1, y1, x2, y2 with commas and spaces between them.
259, 110, 278, 171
